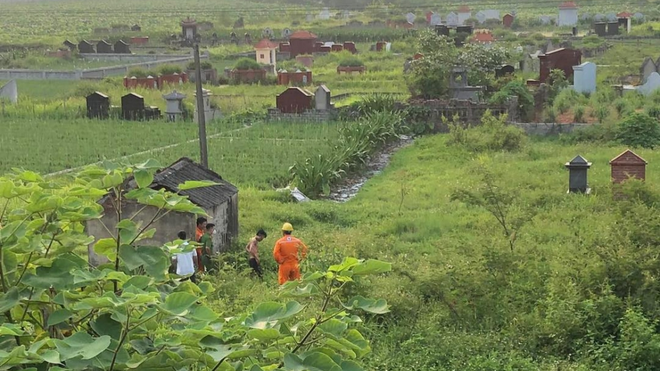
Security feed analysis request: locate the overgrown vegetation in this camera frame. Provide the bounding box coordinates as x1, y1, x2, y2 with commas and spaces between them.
0, 161, 390, 370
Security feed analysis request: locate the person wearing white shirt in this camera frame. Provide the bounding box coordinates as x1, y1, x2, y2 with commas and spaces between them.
173, 231, 198, 283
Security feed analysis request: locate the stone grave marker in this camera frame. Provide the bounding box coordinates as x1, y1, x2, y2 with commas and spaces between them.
0, 80, 18, 104
594, 13, 605, 21
484, 10, 500, 20
430, 13, 442, 26
606, 12, 617, 22
162, 90, 186, 122
406, 12, 416, 24
637, 72, 660, 95
86, 91, 109, 119
282, 28, 292, 39
447, 12, 459, 26
315, 85, 331, 110
633, 12, 644, 21
476, 11, 486, 24
573, 62, 597, 94
565, 155, 592, 194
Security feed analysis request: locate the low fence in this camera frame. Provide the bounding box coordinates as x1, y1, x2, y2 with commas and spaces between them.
0, 54, 208, 81
395, 98, 519, 132
79, 53, 192, 63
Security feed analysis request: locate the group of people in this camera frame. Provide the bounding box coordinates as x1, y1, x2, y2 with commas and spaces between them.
171, 218, 309, 286
170, 217, 215, 283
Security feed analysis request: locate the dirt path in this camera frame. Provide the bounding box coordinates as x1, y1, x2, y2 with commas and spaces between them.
328, 135, 414, 202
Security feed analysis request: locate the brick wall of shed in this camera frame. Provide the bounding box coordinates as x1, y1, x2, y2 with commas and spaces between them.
611, 164, 646, 183
86, 200, 195, 267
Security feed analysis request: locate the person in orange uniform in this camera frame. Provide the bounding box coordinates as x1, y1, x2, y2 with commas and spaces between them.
273, 223, 308, 285
194, 217, 207, 273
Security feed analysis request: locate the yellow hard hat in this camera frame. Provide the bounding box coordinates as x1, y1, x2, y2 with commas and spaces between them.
282, 222, 294, 232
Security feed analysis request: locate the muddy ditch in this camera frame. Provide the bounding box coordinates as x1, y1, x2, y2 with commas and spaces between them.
326, 135, 414, 202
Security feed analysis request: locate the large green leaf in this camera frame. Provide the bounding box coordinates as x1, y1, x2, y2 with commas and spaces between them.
0, 323, 25, 336
23, 254, 87, 290
134, 159, 162, 171
118, 244, 169, 279
90, 313, 123, 340
351, 260, 391, 276
0, 287, 19, 312
318, 319, 348, 338
158, 292, 198, 316
53, 332, 112, 361
283, 353, 342, 371
247, 328, 281, 341
244, 301, 305, 329
342, 296, 389, 314
134, 170, 154, 189
178, 180, 220, 191
189, 305, 219, 322
47, 309, 73, 327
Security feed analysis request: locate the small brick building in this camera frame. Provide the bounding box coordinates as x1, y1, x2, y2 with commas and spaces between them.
288, 30, 318, 58
276, 87, 313, 113
539, 48, 582, 83
610, 149, 647, 184
277, 70, 312, 86
503, 13, 514, 28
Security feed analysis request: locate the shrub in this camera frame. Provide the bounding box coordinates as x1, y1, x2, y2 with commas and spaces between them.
448, 110, 526, 152
490, 80, 534, 121
233, 57, 262, 70
616, 112, 660, 149
338, 56, 364, 67
156, 64, 183, 75
614, 98, 631, 116
594, 104, 610, 123
127, 67, 149, 78
186, 61, 213, 70
573, 105, 585, 122
553, 88, 580, 114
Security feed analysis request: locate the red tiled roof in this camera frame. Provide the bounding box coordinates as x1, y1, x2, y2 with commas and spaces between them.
458, 5, 470, 12
254, 39, 279, 49
617, 11, 633, 18
289, 30, 318, 40
471, 30, 495, 43
559, 1, 578, 9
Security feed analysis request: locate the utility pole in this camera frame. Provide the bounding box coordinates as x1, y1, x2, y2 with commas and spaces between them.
193, 42, 208, 168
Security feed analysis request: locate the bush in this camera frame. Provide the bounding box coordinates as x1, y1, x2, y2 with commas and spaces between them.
186, 61, 213, 70
448, 110, 526, 152
156, 64, 183, 75
338, 56, 364, 67
490, 80, 534, 121
616, 112, 660, 149
233, 57, 262, 70
593, 104, 610, 123
573, 105, 585, 122
127, 67, 149, 78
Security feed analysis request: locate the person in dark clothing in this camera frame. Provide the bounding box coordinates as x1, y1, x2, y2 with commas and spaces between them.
246, 229, 267, 280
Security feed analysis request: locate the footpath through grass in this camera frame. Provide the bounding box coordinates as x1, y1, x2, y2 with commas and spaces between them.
218, 133, 660, 370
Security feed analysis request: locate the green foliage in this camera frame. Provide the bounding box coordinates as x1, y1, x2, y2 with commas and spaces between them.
338, 56, 365, 68
156, 64, 183, 75
490, 80, 534, 121
448, 110, 526, 152
553, 88, 582, 114
573, 105, 586, 122
616, 112, 660, 149
186, 61, 214, 70
233, 57, 262, 70
0, 162, 390, 370
408, 30, 510, 98
290, 111, 403, 197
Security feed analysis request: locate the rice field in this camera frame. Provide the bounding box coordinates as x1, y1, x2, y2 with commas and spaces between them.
0, 117, 341, 187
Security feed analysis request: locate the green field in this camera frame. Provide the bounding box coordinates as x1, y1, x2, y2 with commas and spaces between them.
5, 0, 660, 369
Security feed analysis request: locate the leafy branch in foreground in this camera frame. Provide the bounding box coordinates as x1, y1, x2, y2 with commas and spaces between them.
0, 161, 391, 370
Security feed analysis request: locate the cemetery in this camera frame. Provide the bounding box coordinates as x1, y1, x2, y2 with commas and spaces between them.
6, 0, 660, 370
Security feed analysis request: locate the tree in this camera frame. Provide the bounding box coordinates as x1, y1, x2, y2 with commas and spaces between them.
407, 30, 510, 99
616, 112, 660, 149
0, 161, 390, 370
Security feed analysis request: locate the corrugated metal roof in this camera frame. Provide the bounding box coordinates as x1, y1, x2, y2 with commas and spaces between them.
148, 157, 238, 209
